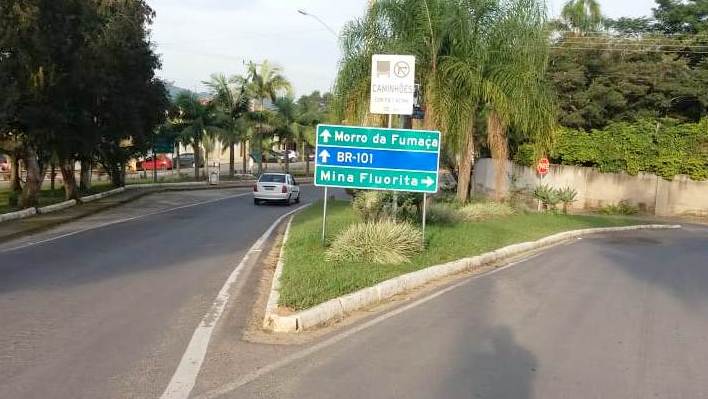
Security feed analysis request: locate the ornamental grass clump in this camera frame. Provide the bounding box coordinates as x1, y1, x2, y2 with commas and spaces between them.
459, 201, 516, 221
325, 220, 423, 265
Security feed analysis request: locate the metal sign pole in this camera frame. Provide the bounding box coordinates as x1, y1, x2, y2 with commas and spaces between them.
322, 186, 329, 245
388, 114, 398, 219
422, 193, 427, 246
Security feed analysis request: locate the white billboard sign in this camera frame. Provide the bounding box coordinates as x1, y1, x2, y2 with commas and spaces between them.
370, 54, 416, 116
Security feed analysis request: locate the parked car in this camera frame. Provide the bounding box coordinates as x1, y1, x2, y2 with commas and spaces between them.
253, 173, 301, 205
174, 153, 204, 169
0, 154, 9, 173
137, 154, 173, 171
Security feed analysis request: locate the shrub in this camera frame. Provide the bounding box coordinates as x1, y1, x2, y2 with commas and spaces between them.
533, 184, 561, 211
352, 190, 423, 223
426, 203, 460, 224
598, 200, 639, 215
556, 186, 578, 214
459, 201, 516, 221
325, 221, 423, 264
352, 191, 387, 222
8, 191, 19, 207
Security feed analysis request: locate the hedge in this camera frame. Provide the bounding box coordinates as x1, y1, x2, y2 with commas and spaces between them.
548, 119, 708, 181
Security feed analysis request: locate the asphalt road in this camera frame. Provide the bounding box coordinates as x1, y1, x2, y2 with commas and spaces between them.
229, 226, 708, 399
0, 185, 324, 399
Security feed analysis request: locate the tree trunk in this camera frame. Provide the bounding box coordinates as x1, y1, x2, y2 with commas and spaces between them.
257, 99, 264, 175
59, 159, 79, 200
193, 139, 200, 181
79, 159, 91, 192
20, 146, 44, 208
241, 139, 248, 174
284, 139, 290, 173
176, 145, 181, 176
50, 162, 57, 191
229, 142, 235, 178
456, 126, 476, 203
9, 153, 22, 194
487, 111, 508, 201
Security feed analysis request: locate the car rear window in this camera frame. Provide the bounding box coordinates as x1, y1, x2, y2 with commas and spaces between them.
259, 174, 285, 183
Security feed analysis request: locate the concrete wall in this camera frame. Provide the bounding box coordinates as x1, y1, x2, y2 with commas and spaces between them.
472, 158, 708, 217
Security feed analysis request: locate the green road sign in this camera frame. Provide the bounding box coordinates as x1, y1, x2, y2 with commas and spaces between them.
314, 124, 441, 193
153, 137, 174, 154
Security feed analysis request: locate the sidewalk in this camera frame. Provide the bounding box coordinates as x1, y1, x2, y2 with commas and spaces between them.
0, 182, 255, 242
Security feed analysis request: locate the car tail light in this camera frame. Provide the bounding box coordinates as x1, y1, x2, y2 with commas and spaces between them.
281, 185, 288, 193
253, 184, 258, 192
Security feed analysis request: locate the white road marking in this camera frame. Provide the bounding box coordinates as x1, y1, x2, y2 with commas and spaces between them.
0, 192, 252, 254
160, 204, 312, 399
195, 250, 545, 399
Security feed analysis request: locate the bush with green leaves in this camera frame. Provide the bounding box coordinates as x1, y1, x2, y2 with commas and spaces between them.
533, 184, 561, 211
598, 200, 639, 215
325, 221, 423, 265
352, 190, 423, 223
459, 201, 516, 221
556, 186, 578, 214
551, 119, 708, 181
352, 191, 387, 222
426, 203, 461, 224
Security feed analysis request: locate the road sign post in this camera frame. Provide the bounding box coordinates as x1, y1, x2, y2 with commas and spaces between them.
315, 124, 441, 243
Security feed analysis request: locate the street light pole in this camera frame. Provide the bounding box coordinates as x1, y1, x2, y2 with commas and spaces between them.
297, 9, 338, 38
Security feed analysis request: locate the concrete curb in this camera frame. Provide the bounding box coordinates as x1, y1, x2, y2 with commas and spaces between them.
37, 200, 78, 214
80, 187, 126, 203
263, 223, 682, 333
0, 207, 37, 223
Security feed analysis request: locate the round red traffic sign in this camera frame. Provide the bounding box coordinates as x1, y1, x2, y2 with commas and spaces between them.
536, 157, 550, 176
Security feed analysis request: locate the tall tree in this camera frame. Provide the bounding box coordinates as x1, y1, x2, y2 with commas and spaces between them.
334, 0, 556, 202
204, 74, 251, 177
560, 0, 603, 34
246, 60, 292, 175
173, 93, 222, 181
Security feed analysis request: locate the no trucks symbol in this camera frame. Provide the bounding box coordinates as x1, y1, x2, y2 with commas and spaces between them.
394, 61, 410, 78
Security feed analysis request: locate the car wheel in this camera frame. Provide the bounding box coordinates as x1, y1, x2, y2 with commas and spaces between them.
285, 195, 293, 206
254, 198, 260, 205
295, 193, 301, 204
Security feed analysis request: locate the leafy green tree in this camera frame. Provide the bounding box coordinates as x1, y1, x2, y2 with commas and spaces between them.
334, 0, 555, 202
560, 0, 603, 33
245, 60, 292, 175
173, 93, 223, 180
273, 96, 302, 173
654, 0, 708, 34
296, 91, 331, 174
205, 74, 251, 177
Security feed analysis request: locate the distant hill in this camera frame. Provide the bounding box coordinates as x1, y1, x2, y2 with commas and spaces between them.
164, 82, 210, 100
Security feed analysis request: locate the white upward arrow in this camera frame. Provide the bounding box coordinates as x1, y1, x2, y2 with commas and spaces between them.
319, 149, 331, 164
320, 129, 332, 143
422, 176, 434, 187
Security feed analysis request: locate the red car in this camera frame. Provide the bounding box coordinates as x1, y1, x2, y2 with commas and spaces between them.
138, 155, 173, 171
0, 154, 9, 174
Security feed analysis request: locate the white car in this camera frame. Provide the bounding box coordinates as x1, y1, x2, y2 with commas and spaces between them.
253, 173, 301, 205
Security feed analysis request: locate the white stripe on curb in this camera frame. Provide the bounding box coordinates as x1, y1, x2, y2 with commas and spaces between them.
160, 203, 312, 399
263, 224, 683, 333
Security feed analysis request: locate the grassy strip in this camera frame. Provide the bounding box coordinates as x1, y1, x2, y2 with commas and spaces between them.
279, 200, 643, 310
0, 182, 115, 214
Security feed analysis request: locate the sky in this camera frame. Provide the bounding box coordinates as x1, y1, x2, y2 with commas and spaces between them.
149, 0, 658, 96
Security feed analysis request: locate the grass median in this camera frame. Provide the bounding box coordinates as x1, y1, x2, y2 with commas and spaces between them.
0, 182, 115, 214
278, 199, 643, 311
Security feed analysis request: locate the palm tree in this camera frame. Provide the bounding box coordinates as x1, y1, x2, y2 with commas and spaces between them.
333, 0, 556, 202
560, 0, 603, 34
204, 73, 251, 177
273, 96, 302, 173
173, 92, 223, 180
441, 0, 556, 200
246, 60, 292, 175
